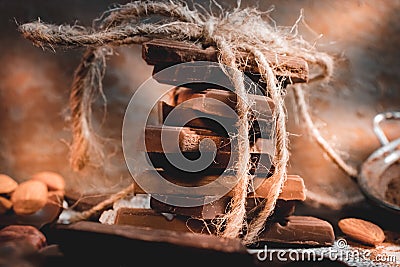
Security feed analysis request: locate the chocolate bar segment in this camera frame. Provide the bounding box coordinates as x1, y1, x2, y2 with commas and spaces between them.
114, 208, 210, 234
174, 88, 275, 119
257, 216, 335, 247
53, 221, 249, 258
132, 170, 305, 201
150, 195, 296, 220
142, 39, 309, 83
150, 195, 229, 220
146, 151, 272, 174
144, 125, 231, 153
159, 101, 231, 136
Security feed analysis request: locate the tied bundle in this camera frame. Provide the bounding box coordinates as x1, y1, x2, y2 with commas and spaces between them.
19, 1, 355, 244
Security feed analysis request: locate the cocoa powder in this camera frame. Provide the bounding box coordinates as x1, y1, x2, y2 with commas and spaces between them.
385, 176, 400, 206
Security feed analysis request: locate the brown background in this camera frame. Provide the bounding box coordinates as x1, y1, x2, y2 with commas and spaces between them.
0, 1, 399, 211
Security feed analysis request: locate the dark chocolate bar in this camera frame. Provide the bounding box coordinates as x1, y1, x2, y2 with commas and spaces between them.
146, 151, 272, 174
132, 170, 306, 201
144, 125, 231, 153
174, 88, 274, 119
150, 195, 229, 220
142, 39, 309, 83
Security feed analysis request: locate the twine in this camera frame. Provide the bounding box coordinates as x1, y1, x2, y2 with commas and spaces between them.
69, 47, 108, 171
292, 84, 358, 178
68, 183, 135, 223
214, 39, 252, 239
18, 1, 354, 243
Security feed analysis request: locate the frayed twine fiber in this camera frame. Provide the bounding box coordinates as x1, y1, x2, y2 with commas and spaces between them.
19, 1, 359, 244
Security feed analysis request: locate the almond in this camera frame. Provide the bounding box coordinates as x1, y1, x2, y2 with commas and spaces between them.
30, 171, 65, 191
338, 218, 385, 246
11, 180, 48, 215
0, 174, 18, 194
0, 196, 12, 214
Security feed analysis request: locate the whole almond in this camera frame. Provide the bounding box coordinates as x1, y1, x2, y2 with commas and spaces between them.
31, 171, 65, 191
338, 218, 385, 246
11, 180, 48, 215
0, 196, 12, 214
0, 174, 18, 194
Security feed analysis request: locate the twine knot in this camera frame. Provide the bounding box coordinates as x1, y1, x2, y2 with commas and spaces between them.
202, 17, 217, 45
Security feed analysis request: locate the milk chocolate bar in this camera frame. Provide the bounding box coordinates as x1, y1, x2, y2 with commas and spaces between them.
144, 125, 231, 153
257, 216, 335, 247
173, 88, 274, 119
114, 208, 211, 234
150, 195, 296, 220
142, 39, 309, 83
132, 170, 306, 201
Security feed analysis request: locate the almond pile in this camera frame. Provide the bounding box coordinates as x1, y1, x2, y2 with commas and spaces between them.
0, 172, 65, 216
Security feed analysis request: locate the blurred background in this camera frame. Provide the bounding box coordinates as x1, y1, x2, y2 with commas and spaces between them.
0, 0, 399, 214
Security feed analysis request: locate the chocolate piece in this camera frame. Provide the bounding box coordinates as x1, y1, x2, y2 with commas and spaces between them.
132, 170, 305, 201
152, 62, 235, 90
146, 151, 272, 174
245, 174, 306, 201
174, 87, 274, 119
257, 216, 335, 247
144, 125, 231, 153
142, 39, 309, 83
150, 195, 296, 220
150, 195, 229, 220
114, 208, 211, 234
159, 101, 231, 136
65, 191, 112, 212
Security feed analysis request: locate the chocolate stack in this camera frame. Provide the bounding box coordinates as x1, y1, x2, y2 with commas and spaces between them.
115, 39, 334, 247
